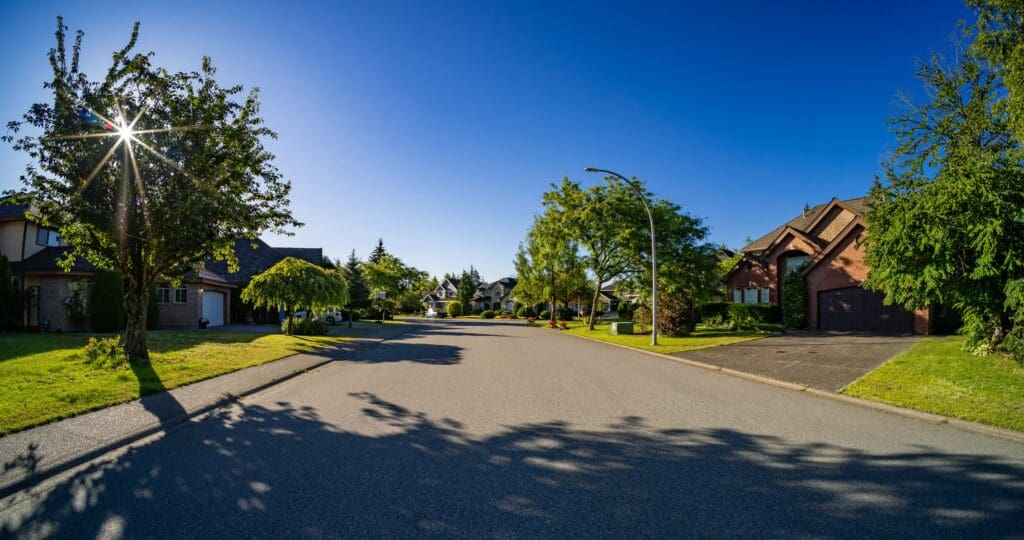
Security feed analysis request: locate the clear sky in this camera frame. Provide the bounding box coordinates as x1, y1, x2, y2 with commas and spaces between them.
0, 1, 969, 281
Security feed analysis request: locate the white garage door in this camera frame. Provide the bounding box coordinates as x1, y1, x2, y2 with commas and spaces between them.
202, 291, 225, 327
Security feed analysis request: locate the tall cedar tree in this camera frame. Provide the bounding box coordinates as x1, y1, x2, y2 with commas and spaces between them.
341, 250, 371, 310
864, 41, 1024, 354
4, 19, 297, 360
369, 238, 387, 264
457, 267, 480, 314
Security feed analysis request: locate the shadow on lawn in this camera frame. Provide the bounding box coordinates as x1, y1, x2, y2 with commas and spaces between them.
4, 393, 1022, 538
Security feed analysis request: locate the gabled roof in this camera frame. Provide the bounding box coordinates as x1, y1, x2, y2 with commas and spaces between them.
740, 196, 870, 254
422, 293, 441, 302
205, 238, 323, 283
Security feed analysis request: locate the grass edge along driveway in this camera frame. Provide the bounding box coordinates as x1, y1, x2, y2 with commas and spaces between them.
549, 319, 766, 355
842, 336, 1024, 432
0, 331, 349, 436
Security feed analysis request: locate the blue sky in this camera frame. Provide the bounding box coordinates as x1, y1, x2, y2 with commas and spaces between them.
0, 1, 969, 280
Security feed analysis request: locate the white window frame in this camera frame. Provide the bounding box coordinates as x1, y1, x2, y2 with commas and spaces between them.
760, 287, 771, 304
743, 287, 758, 304
732, 288, 742, 303
156, 286, 170, 304
174, 287, 187, 304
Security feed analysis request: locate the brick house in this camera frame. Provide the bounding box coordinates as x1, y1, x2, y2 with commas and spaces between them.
0, 199, 234, 330
724, 196, 932, 334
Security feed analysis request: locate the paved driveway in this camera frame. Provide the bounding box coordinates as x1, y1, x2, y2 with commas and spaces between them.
675, 332, 920, 391
2, 321, 1020, 538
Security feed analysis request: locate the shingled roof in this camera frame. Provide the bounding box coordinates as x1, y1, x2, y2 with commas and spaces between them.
0, 202, 28, 223
205, 238, 323, 283
740, 196, 870, 254
11, 247, 95, 274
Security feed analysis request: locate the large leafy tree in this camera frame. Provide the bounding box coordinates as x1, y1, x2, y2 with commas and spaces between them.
241, 257, 349, 335
864, 34, 1024, 355
513, 211, 588, 322
364, 252, 430, 315
540, 177, 646, 329
4, 19, 297, 360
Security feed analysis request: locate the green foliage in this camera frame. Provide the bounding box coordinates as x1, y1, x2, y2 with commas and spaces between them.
658, 295, 699, 337
633, 305, 652, 333
698, 302, 730, 323
282, 317, 328, 336
864, 27, 1024, 354
728, 304, 781, 324
513, 209, 588, 317
480, 309, 496, 319
368, 238, 388, 264
242, 257, 349, 335
446, 301, 463, 318
782, 269, 808, 329
538, 310, 551, 320
90, 268, 124, 332
516, 306, 535, 318
556, 307, 575, 321
5, 19, 299, 359
340, 250, 371, 310
364, 253, 430, 313
457, 267, 481, 309
83, 336, 127, 370
0, 254, 21, 330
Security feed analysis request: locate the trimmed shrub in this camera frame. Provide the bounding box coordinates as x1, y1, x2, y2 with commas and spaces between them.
556, 307, 575, 321
446, 301, 463, 318
91, 269, 124, 332
283, 317, 328, 335
782, 271, 808, 329
480, 310, 496, 319
516, 306, 536, 318
1005, 324, 1024, 365
698, 302, 730, 324
539, 310, 551, 320
727, 303, 781, 324
658, 295, 700, 337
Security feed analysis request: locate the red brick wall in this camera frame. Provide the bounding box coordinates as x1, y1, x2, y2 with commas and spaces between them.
727, 232, 820, 305
155, 283, 232, 328
805, 224, 869, 330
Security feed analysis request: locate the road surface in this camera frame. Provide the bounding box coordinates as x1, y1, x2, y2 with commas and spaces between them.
2, 320, 1022, 538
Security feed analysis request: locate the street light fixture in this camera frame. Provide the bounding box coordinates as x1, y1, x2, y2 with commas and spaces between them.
584, 167, 658, 346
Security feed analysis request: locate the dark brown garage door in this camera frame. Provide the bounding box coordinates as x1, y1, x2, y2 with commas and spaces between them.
818, 287, 915, 333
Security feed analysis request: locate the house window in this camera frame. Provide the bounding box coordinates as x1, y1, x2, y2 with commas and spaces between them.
732, 288, 741, 303
760, 287, 771, 304
744, 287, 758, 304
174, 288, 187, 304
156, 287, 170, 304
35, 227, 64, 247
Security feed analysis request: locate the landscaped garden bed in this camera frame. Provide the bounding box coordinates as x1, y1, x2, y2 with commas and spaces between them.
0, 331, 348, 435
534, 319, 766, 354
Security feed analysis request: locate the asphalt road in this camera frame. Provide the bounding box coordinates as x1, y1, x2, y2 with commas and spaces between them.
2, 320, 1023, 538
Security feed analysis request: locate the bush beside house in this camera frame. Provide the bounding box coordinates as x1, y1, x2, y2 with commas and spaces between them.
446, 301, 463, 318
90, 269, 125, 332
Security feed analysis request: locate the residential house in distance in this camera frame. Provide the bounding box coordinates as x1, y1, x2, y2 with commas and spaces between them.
205, 237, 323, 323
0, 198, 234, 330
470, 277, 518, 312
422, 277, 460, 313
725, 196, 933, 334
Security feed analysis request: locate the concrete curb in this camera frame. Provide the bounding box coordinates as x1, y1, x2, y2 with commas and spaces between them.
0, 323, 422, 500
553, 327, 1024, 445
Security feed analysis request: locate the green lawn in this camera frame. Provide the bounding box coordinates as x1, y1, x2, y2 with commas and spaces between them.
842, 336, 1024, 432
549, 319, 765, 354
0, 331, 348, 435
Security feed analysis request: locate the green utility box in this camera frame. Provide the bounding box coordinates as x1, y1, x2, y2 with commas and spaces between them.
610, 321, 633, 335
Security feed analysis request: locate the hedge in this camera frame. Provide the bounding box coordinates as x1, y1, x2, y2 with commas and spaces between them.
480, 310, 496, 319
699, 302, 781, 324
446, 301, 463, 318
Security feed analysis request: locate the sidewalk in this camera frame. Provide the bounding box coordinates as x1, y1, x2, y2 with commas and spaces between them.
0, 322, 417, 498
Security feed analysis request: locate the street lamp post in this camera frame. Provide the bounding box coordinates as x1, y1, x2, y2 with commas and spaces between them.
584, 167, 658, 346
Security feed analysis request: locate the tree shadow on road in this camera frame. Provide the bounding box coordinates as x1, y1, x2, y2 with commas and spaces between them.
4, 393, 1022, 538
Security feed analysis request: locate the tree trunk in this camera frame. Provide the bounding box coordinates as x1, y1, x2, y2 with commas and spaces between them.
286, 312, 295, 335
550, 297, 557, 322
588, 279, 603, 330
992, 311, 1011, 347
123, 279, 150, 362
